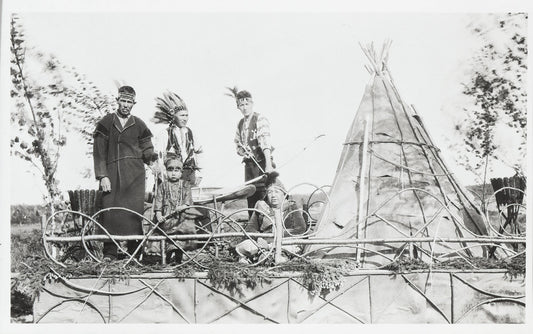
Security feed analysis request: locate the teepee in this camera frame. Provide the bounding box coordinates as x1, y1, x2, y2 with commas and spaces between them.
307, 42, 490, 268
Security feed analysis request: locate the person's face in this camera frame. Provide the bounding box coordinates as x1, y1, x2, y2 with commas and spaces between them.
166, 165, 182, 182
172, 109, 189, 128
117, 95, 136, 117
266, 187, 284, 208
237, 98, 253, 117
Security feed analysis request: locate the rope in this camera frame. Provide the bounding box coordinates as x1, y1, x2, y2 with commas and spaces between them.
275, 134, 326, 170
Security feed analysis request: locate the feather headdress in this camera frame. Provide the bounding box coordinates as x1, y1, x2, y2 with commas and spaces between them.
225, 86, 239, 100
225, 86, 252, 105
152, 91, 187, 125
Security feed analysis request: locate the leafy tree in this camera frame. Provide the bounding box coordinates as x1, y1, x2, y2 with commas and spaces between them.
60, 69, 116, 156
10, 15, 114, 210
455, 13, 527, 184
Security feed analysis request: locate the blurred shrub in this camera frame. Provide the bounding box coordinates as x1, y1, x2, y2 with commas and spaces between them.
11, 205, 44, 226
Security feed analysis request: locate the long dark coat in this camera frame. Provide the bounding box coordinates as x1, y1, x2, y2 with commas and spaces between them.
93, 113, 154, 235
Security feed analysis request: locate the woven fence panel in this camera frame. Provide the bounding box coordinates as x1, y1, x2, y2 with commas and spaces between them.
34, 271, 524, 324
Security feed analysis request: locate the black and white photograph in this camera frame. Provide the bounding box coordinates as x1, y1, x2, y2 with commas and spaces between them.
1, 0, 530, 330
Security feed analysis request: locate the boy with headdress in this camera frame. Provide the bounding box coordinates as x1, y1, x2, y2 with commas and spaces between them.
152, 91, 203, 186
93, 85, 157, 260
234, 176, 307, 263
227, 87, 275, 215
153, 155, 197, 264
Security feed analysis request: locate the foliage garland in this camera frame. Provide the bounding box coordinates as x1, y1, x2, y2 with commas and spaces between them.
383, 254, 526, 279
11, 229, 526, 319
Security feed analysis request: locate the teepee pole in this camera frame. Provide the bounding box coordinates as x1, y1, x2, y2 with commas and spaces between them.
274, 208, 283, 264
410, 104, 485, 217
359, 43, 379, 73
356, 114, 372, 263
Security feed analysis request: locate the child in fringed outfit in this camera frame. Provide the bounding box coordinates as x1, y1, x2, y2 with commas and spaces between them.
153, 156, 196, 264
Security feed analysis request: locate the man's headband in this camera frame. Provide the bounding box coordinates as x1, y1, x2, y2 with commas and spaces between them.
226, 87, 252, 105
236, 90, 252, 100
118, 86, 136, 99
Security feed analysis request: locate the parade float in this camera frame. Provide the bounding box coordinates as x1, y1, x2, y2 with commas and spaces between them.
27, 44, 526, 324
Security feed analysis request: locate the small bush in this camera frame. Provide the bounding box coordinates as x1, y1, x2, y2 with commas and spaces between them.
11, 204, 44, 226
11, 289, 33, 318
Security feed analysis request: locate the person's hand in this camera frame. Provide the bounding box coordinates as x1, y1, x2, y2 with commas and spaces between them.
243, 150, 254, 160
149, 162, 162, 176
194, 145, 203, 154
238, 145, 253, 159
155, 211, 163, 222
100, 177, 111, 192
264, 165, 274, 174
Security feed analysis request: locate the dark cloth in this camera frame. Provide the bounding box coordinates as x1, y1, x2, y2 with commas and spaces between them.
93, 113, 154, 239
244, 159, 277, 216
103, 240, 141, 260
245, 160, 267, 212
165, 126, 199, 183
238, 113, 265, 163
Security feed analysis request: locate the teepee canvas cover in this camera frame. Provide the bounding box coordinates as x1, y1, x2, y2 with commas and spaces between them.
308, 44, 489, 267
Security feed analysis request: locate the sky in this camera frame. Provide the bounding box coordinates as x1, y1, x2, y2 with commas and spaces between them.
1, 4, 528, 205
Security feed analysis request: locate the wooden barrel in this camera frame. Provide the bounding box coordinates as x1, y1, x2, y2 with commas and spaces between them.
67, 189, 103, 216
490, 176, 526, 206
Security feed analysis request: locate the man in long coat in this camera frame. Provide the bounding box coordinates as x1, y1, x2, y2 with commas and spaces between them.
93, 85, 156, 260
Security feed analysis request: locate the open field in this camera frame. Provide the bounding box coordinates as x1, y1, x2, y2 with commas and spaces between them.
12, 223, 42, 235
11, 224, 42, 322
